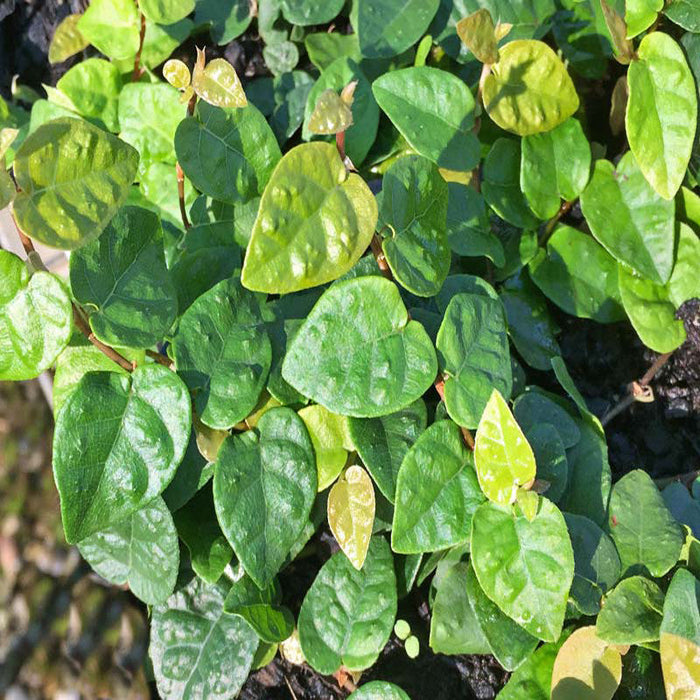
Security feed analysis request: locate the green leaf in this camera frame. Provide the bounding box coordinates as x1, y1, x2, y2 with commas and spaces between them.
627, 32, 698, 199
213, 407, 316, 588
668, 222, 700, 305
465, 562, 538, 670
348, 398, 427, 502
608, 469, 684, 577
372, 66, 480, 171
482, 138, 539, 228
597, 575, 664, 645
349, 681, 410, 700
305, 32, 363, 71
501, 273, 561, 371
626, 0, 662, 37
328, 465, 376, 569
661, 568, 700, 644
664, 0, 700, 31
513, 389, 580, 448
483, 40, 579, 135
524, 423, 568, 503
162, 428, 214, 511
663, 482, 700, 538
520, 118, 591, 220
446, 183, 505, 266
194, 0, 253, 44
241, 142, 377, 293
173, 485, 232, 584
282, 277, 437, 417
78, 496, 178, 605
118, 83, 185, 164
471, 498, 574, 642
392, 420, 485, 553
150, 576, 258, 700
564, 512, 621, 616
354, 0, 440, 58
456, 9, 499, 64
436, 293, 512, 429
172, 276, 271, 430
77, 0, 140, 60
263, 41, 300, 77
378, 154, 450, 297
474, 388, 536, 505
49, 14, 89, 64
0, 250, 72, 380
298, 537, 397, 673
580, 152, 675, 284
430, 561, 491, 655
54, 58, 122, 132
224, 575, 294, 643
192, 50, 247, 109
298, 404, 353, 491
13, 118, 139, 250
175, 101, 280, 204
529, 225, 626, 323
281, 0, 344, 26
139, 19, 194, 70
69, 206, 177, 349
53, 366, 191, 543
436, 273, 499, 310
140, 0, 195, 24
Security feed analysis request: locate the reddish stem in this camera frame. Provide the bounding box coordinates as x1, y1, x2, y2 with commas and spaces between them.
434, 377, 475, 450
176, 162, 191, 230
369, 234, 392, 280
132, 12, 147, 82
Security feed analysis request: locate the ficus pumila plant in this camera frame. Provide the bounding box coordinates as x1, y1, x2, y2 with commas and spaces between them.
1, 0, 700, 697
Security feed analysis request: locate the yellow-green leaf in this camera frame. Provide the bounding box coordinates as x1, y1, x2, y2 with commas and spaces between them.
49, 14, 89, 64
483, 40, 579, 136
660, 633, 700, 698
474, 388, 536, 505
328, 465, 375, 569
308, 88, 353, 135
163, 58, 191, 89
516, 488, 539, 521
192, 48, 247, 109
456, 9, 499, 64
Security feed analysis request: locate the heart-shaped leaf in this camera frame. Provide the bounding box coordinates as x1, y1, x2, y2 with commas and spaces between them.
78, 496, 179, 605
378, 154, 450, 297
298, 537, 397, 673
213, 407, 317, 588
281, 0, 345, 25
483, 39, 579, 135
242, 142, 377, 293
392, 420, 485, 553
0, 250, 72, 380
308, 88, 353, 134
627, 32, 697, 199
77, 0, 139, 60
140, 0, 194, 25
172, 276, 272, 430
53, 365, 192, 543
13, 118, 139, 249
150, 576, 258, 700
192, 49, 247, 109
471, 498, 575, 641
437, 293, 512, 428
474, 389, 536, 505
328, 465, 375, 569
49, 14, 89, 64
282, 277, 437, 417
457, 9, 499, 64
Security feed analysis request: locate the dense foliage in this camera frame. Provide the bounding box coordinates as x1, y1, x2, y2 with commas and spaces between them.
1, 0, 700, 697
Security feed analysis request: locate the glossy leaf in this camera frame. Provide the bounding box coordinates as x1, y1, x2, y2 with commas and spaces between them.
664, 0, 700, 31
328, 465, 375, 569
354, 0, 440, 58
192, 49, 246, 109
580, 152, 675, 284
372, 66, 479, 171
0, 250, 72, 381
626, 0, 662, 37
513, 389, 580, 448
213, 407, 317, 588
474, 389, 535, 505
471, 498, 574, 642
194, 0, 252, 44
77, 0, 140, 60
13, 118, 138, 250
282, 277, 437, 417
298, 537, 397, 673
524, 423, 568, 503
163, 59, 191, 89
392, 420, 485, 553
173, 277, 271, 430
596, 576, 664, 645
349, 681, 410, 700
78, 496, 178, 605
348, 398, 427, 502
140, 0, 194, 24
529, 225, 626, 323
564, 513, 621, 616
308, 89, 353, 135
627, 32, 698, 199
520, 118, 591, 220
242, 142, 377, 293
281, 0, 344, 24
162, 429, 213, 512
483, 40, 579, 135
608, 469, 684, 577
378, 154, 450, 297
53, 365, 191, 543
175, 101, 280, 204
150, 576, 258, 700
551, 626, 622, 700
437, 293, 512, 429
49, 14, 89, 64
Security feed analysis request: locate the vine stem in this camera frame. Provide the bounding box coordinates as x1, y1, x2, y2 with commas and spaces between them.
434, 378, 475, 450
175, 94, 198, 231
369, 233, 392, 279
11, 213, 135, 372
541, 199, 575, 244
131, 11, 147, 82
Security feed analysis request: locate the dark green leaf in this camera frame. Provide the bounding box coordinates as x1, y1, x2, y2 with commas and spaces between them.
513, 389, 580, 448
526, 423, 568, 503
281, 0, 344, 26
194, 0, 253, 44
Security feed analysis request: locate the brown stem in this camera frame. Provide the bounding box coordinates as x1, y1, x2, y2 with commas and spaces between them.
335, 131, 346, 161
176, 162, 191, 230
542, 199, 575, 244
132, 12, 147, 82
434, 377, 475, 450
187, 91, 197, 117
145, 349, 171, 367
370, 233, 392, 280
639, 351, 672, 386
